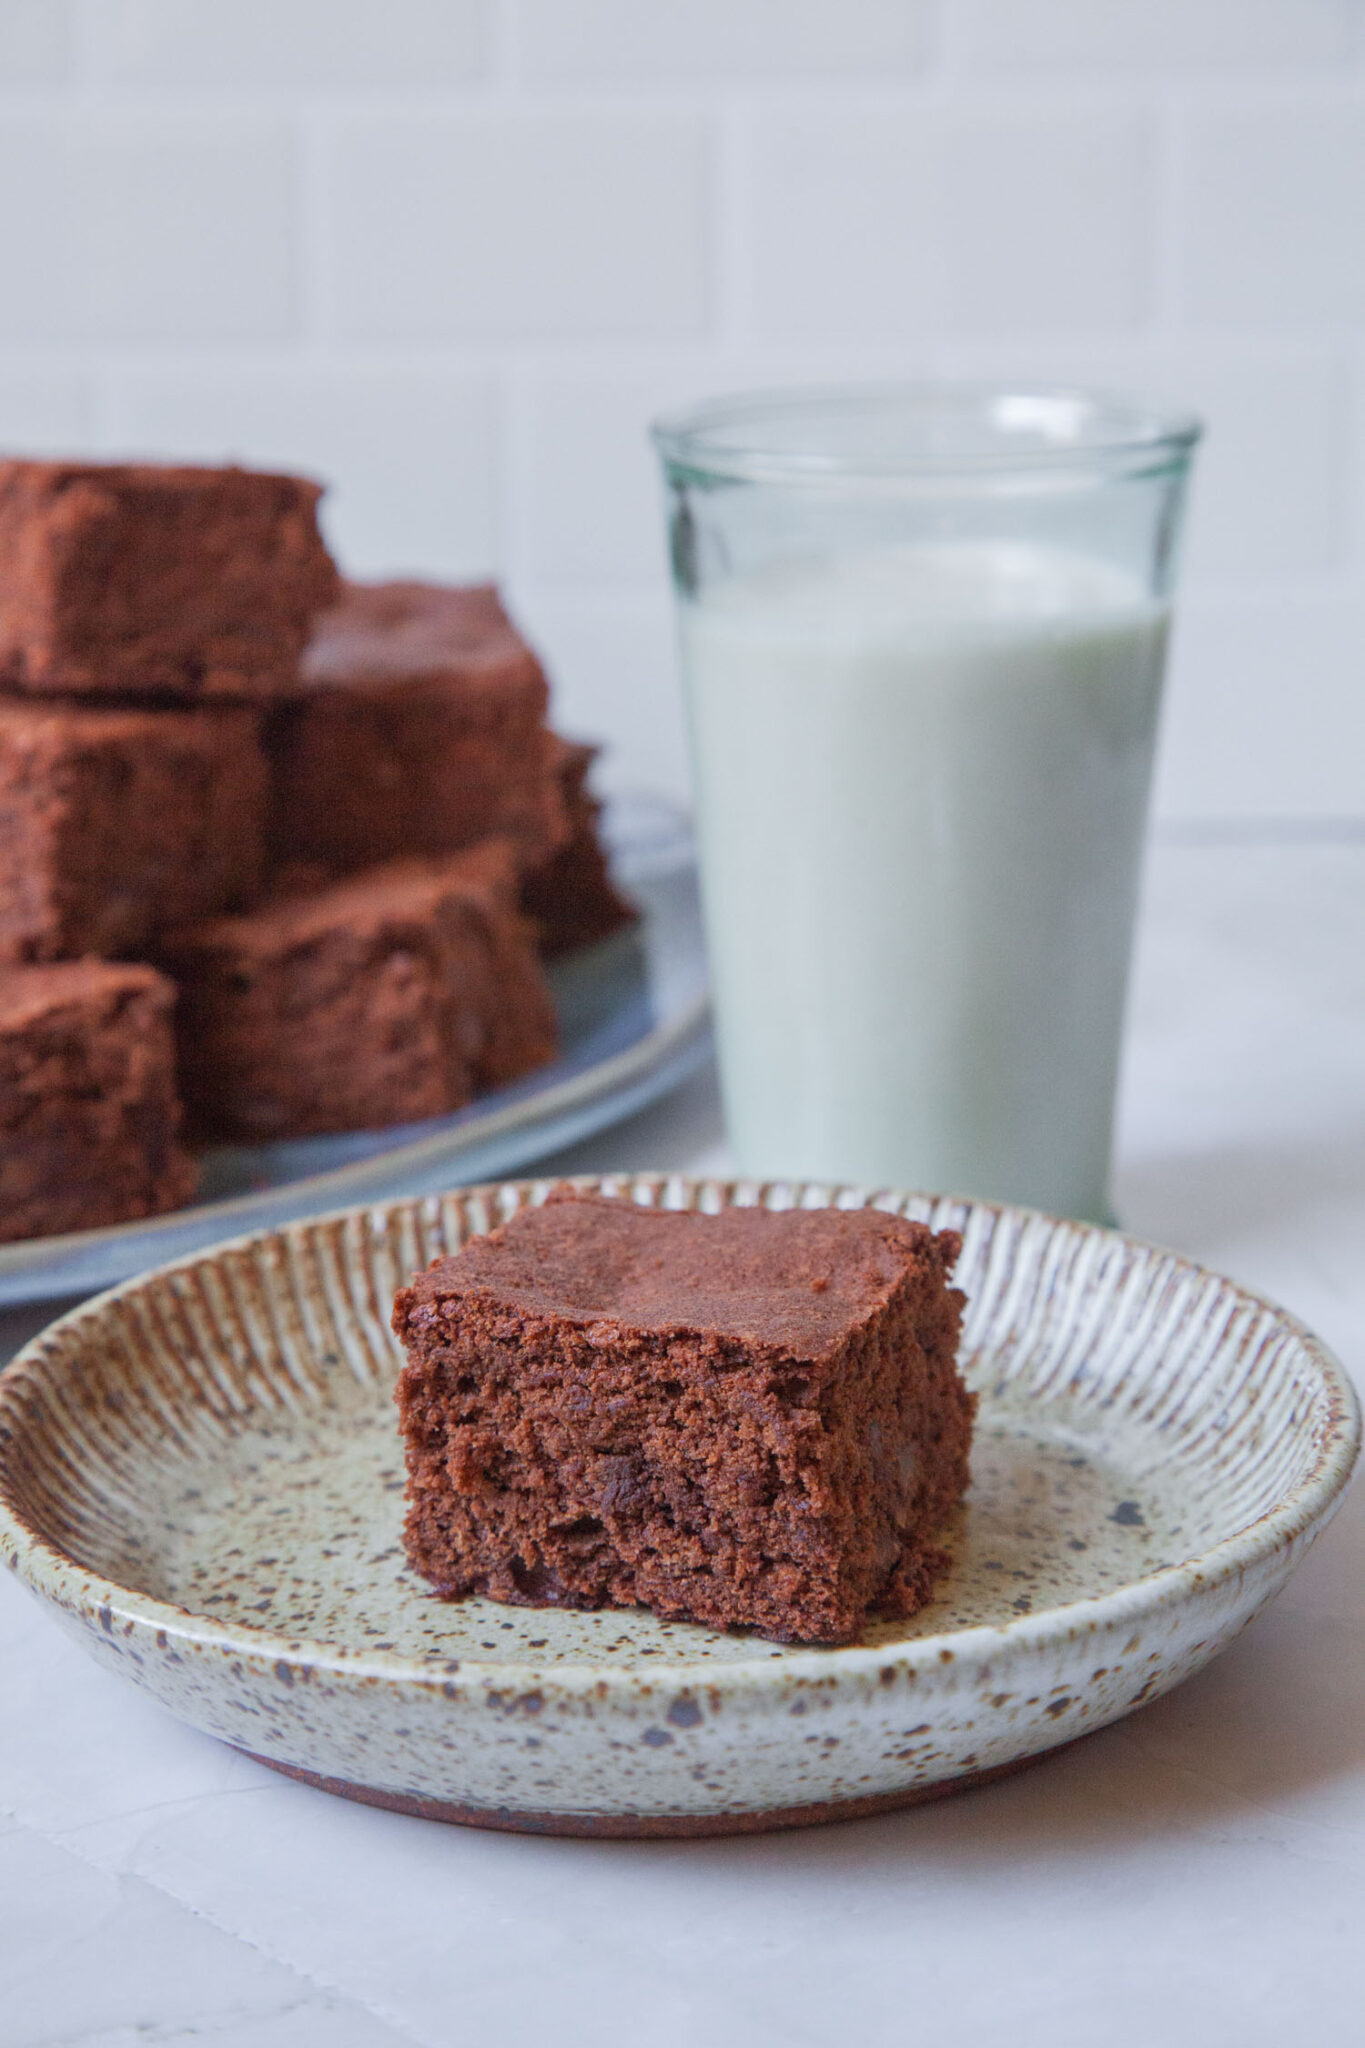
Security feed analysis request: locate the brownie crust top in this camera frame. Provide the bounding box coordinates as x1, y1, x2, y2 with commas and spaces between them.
402, 1193, 961, 1361
0, 457, 327, 503
302, 580, 542, 694
0, 958, 172, 1029
164, 838, 520, 961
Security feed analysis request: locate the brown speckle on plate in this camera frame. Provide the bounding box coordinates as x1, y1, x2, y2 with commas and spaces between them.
0, 1174, 1356, 1838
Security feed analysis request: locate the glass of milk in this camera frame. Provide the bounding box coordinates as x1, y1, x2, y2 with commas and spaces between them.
652, 386, 1201, 1221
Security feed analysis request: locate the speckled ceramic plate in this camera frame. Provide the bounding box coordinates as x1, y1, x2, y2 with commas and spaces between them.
0, 804, 707, 1310
0, 1175, 1357, 1837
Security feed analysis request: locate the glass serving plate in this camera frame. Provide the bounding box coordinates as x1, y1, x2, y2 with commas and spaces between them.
0, 801, 709, 1309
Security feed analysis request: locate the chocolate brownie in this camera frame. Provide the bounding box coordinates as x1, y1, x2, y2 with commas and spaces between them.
0, 460, 339, 700
163, 840, 557, 1143
0, 702, 266, 963
393, 1193, 974, 1645
520, 740, 637, 956
0, 960, 196, 1243
266, 580, 569, 876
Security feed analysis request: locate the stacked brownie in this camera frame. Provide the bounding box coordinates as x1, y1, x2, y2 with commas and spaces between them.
0, 701, 267, 962
0, 460, 624, 1245
164, 842, 557, 1144
0, 461, 337, 700
269, 580, 569, 878
521, 738, 637, 957
270, 578, 636, 955
0, 460, 338, 1241
0, 962, 197, 1239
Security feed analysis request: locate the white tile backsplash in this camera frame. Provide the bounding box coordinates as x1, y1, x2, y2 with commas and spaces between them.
0, 116, 78, 343
1175, 96, 1365, 330
88, 0, 487, 92
519, 364, 705, 584
0, 366, 94, 450
77, 115, 300, 342
954, 0, 1358, 74
939, 104, 1152, 334
0, 0, 73, 84
741, 109, 943, 340
1155, 349, 1348, 581
1159, 592, 1365, 819
319, 110, 712, 341
0, 112, 299, 343
512, 0, 931, 81
106, 365, 502, 578
0, 0, 1360, 820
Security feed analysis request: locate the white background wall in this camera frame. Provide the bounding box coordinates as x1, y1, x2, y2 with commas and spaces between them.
1, 0, 1363, 824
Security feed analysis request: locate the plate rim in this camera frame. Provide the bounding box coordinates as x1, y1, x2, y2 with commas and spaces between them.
1, 1174, 1358, 1698
0, 983, 709, 1281
0, 841, 712, 1306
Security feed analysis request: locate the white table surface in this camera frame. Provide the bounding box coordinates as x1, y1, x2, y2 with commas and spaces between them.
3, 833, 1363, 2048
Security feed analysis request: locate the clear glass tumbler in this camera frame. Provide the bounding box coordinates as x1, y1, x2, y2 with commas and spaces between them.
652, 386, 1201, 1221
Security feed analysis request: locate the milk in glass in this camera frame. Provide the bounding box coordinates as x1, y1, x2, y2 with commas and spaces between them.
680, 542, 1168, 1219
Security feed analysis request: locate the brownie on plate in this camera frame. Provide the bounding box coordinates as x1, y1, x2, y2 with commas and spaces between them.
163, 840, 557, 1144
266, 580, 569, 876
519, 739, 637, 956
0, 460, 339, 700
393, 1192, 974, 1646
0, 960, 196, 1243
0, 701, 267, 963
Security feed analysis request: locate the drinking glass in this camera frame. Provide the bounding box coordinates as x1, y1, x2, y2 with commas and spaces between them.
652, 386, 1200, 1221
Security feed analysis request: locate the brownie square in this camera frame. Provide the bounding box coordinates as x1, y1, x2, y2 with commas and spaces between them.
0, 702, 267, 963
266, 580, 569, 875
0, 460, 339, 700
0, 960, 196, 1243
162, 840, 558, 1143
519, 740, 637, 956
393, 1193, 974, 1645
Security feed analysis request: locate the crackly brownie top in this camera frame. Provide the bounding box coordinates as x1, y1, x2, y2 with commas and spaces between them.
302, 580, 542, 693
403, 1193, 959, 1361
0, 959, 171, 1030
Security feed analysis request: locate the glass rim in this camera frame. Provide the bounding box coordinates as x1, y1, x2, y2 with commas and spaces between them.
651, 382, 1203, 487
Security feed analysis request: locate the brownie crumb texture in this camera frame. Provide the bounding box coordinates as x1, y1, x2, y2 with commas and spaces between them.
267, 580, 570, 876
0, 961, 196, 1242
0, 456, 630, 1243
0, 702, 267, 963
520, 740, 637, 956
393, 1194, 975, 1646
163, 840, 557, 1143
0, 460, 339, 700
